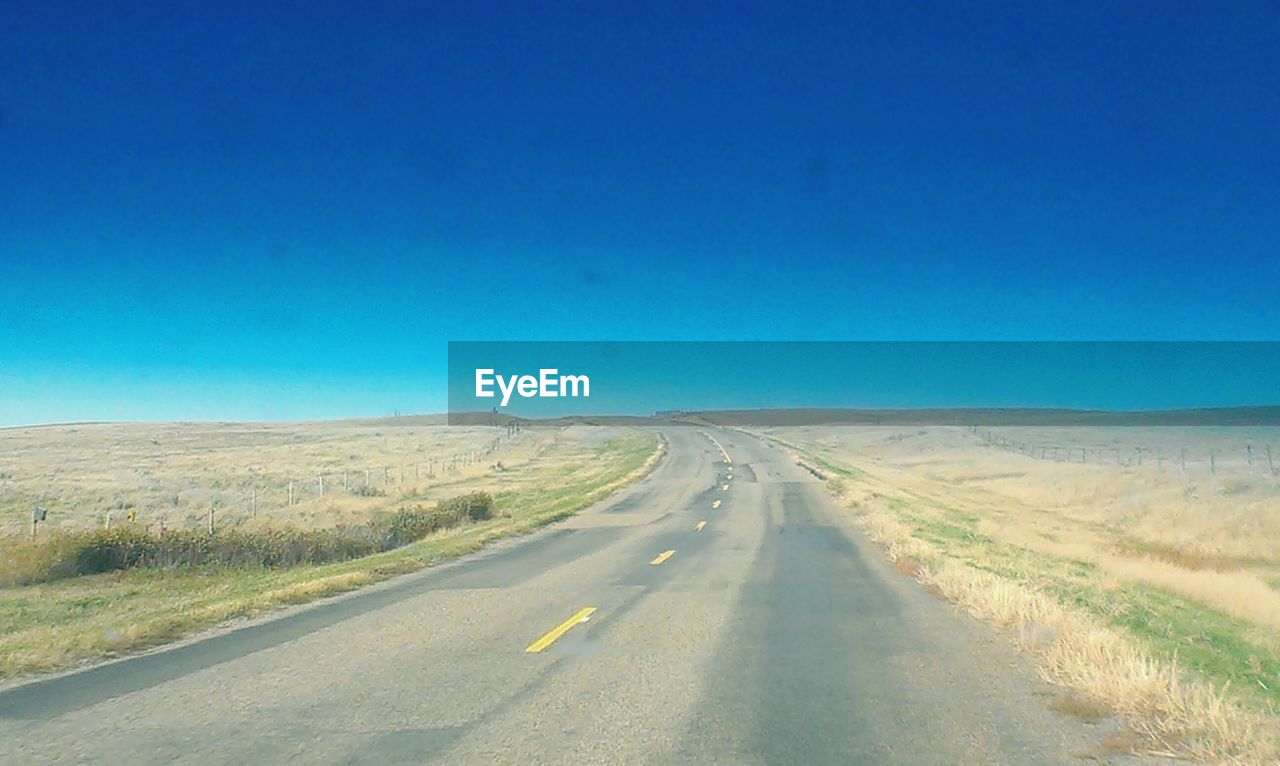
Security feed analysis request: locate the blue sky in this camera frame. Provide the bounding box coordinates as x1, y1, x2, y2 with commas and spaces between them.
2, 2, 1278, 425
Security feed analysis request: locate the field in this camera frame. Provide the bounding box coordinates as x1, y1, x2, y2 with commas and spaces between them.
764, 425, 1280, 762
0, 420, 663, 681
0, 417, 609, 537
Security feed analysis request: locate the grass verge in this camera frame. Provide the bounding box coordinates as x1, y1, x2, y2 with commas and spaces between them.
765, 433, 1279, 765
0, 432, 664, 683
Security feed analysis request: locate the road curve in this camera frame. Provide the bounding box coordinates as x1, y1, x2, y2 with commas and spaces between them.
1, 428, 1114, 764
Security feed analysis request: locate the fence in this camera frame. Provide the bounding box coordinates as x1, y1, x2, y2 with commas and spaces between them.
970, 427, 1279, 477
17, 424, 528, 538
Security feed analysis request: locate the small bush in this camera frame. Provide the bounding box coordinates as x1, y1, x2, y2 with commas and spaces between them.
439, 491, 494, 522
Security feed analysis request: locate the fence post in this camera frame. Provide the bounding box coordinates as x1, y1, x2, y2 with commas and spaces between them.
1135, 447, 1143, 466
1246, 444, 1253, 468
208, 503, 215, 534
319, 473, 324, 498
251, 489, 257, 518
1180, 448, 1187, 473
1210, 448, 1216, 475
289, 480, 294, 506
1269, 444, 1275, 475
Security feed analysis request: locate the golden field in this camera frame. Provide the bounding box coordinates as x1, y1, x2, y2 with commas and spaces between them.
0, 417, 615, 537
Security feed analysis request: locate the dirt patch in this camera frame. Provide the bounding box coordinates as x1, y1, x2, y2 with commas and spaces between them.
1049, 689, 1113, 723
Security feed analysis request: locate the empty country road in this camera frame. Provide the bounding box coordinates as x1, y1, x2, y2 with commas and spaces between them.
0, 429, 1115, 764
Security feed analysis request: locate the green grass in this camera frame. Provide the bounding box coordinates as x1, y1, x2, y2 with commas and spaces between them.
909, 503, 1280, 709
0, 432, 662, 682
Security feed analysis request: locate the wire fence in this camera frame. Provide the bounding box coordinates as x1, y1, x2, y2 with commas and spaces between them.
970, 427, 1279, 477
15, 424, 529, 538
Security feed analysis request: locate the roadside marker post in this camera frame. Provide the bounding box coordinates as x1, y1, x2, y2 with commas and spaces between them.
31, 506, 46, 540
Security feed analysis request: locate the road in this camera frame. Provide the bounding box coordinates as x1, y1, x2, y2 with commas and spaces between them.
1, 429, 1116, 764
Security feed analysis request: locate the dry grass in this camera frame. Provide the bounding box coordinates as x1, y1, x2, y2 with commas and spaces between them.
0, 418, 601, 537
765, 425, 1280, 765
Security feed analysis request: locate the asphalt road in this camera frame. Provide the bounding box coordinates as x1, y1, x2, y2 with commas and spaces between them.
1, 429, 1119, 764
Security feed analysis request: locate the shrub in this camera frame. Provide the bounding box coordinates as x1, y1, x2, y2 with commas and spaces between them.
73, 527, 160, 574
439, 491, 494, 522
0, 491, 496, 586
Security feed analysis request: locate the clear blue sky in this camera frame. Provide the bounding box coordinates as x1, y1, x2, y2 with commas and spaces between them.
2, 2, 1278, 425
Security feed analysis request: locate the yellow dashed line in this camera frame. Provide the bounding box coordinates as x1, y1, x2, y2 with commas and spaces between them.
712, 499, 721, 509
695, 521, 706, 531
650, 550, 675, 566
526, 607, 597, 653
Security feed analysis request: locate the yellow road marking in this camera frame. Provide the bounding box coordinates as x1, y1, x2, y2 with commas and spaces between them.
712, 499, 721, 508
702, 432, 732, 464
695, 521, 706, 531
525, 607, 596, 653
650, 550, 675, 565
721, 484, 729, 491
